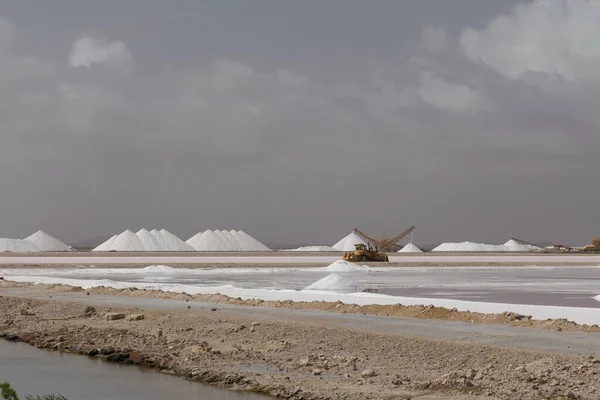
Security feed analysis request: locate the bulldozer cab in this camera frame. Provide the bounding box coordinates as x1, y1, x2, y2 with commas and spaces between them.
354, 243, 367, 251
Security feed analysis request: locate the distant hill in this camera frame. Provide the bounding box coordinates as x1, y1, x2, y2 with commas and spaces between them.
69, 236, 112, 250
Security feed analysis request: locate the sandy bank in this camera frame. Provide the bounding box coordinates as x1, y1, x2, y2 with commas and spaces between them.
2, 283, 600, 399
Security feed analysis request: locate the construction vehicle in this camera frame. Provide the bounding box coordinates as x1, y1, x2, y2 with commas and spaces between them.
352, 226, 416, 252
342, 243, 389, 262
583, 238, 600, 252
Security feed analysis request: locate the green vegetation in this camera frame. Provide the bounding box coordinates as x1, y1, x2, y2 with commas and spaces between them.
1, 383, 67, 400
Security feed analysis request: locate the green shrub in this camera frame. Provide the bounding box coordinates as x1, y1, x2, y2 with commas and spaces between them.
1, 383, 67, 400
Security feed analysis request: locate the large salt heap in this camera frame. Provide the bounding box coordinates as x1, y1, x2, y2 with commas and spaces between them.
236, 230, 271, 251
504, 239, 539, 252
332, 231, 370, 251
432, 242, 507, 252
92, 235, 117, 252
137, 229, 164, 251
0, 238, 41, 252
398, 243, 423, 253
186, 230, 271, 251
25, 230, 72, 251
159, 229, 195, 251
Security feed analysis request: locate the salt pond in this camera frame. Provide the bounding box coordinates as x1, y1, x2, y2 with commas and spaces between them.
0, 340, 267, 400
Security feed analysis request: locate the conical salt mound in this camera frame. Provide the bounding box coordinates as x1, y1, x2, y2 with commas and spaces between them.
151, 229, 169, 250
398, 243, 423, 253
332, 231, 369, 251
93, 235, 117, 252
214, 230, 240, 250
187, 230, 231, 251
236, 230, 271, 251
160, 229, 195, 251
305, 273, 361, 292
136, 229, 163, 251
0, 238, 42, 252
25, 230, 72, 251
108, 230, 146, 251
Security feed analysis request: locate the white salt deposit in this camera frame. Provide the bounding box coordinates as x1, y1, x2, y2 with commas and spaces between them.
25, 231, 72, 251
332, 231, 370, 251
186, 230, 271, 252
504, 239, 539, 252
236, 230, 271, 251
107, 230, 146, 252
159, 229, 195, 251
0, 238, 41, 252
433, 240, 535, 252
305, 273, 361, 292
151, 229, 169, 250
92, 235, 117, 252
187, 230, 231, 251
141, 265, 178, 273
432, 242, 507, 252
136, 229, 163, 251
398, 243, 423, 253
217, 230, 242, 251
320, 260, 371, 272
282, 246, 338, 252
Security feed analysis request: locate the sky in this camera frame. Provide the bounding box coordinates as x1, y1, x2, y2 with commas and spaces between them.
1, 0, 600, 246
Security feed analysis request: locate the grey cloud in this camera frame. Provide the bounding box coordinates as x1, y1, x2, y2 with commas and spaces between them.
0, 2, 599, 246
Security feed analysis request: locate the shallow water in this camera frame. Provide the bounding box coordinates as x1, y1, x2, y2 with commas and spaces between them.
0, 340, 267, 400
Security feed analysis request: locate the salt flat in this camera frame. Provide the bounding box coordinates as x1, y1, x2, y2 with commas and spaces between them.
0, 251, 600, 265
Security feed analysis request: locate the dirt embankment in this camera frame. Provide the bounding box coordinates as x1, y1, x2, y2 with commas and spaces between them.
2, 287, 600, 399
4, 280, 597, 334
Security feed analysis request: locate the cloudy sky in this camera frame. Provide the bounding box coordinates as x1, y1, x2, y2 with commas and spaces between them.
1, 0, 599, 246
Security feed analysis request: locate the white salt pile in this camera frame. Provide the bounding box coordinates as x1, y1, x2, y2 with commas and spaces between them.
186, 230, 271, 251
320, 260, 371, 272
282, 246, 338, 252
432, 240, 535, 252
0, 238, 41, 252
398, 243, 423, 253
504, 239, 540, 252
159, 229, 195, 251
25, 230, 72, 251
92, 235, 117, 252
305, 273, 361, 292
332, 231, 370, 251
93, 229, 195, 252
137, 229, 164, 251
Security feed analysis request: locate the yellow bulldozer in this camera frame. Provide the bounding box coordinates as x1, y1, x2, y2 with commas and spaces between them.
342, 243, 389, 262
583, 238, 600, 252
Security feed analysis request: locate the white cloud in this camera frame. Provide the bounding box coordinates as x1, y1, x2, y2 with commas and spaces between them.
418, 71, 487, 112
460, 0, 600, 83
69, 36, 133, 73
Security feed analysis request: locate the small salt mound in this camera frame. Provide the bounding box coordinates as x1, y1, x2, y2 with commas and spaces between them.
137, 229, 163, 251
282, 246, 338, 252
503, 239, 531, 252
332, 231, 370, 251
432, 242, 508, 252
321, 260, 370, 272
141, 265, 178, 273
93, 235, 117, 252
305, 273, 361, 292
25, 230, 72, 251
0, 238, 42, 252
160, 229, 195, 251
398, 243, 423, 253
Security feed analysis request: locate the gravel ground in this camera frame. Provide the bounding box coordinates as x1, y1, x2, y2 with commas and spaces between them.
2, 282, 600, 399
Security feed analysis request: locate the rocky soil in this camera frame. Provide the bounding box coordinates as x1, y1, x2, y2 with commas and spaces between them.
2, 291, 600, 399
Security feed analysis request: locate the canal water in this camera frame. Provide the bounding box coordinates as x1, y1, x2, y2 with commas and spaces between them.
0, 340, 268, 399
